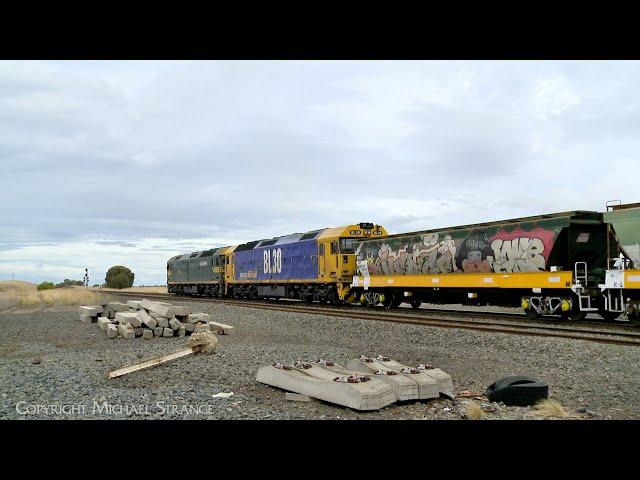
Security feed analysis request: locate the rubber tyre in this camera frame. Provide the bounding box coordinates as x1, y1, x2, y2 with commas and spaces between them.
485, 376, 548, 406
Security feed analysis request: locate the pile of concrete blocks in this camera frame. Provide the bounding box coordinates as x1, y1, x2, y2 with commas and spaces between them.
256, 355, 453, 411
78, 298, 235, 340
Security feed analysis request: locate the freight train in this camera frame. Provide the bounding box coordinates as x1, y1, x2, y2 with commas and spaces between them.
167, 202, 640, 323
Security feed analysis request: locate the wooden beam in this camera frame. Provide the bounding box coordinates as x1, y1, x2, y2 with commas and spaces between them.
108, 347, 196, 379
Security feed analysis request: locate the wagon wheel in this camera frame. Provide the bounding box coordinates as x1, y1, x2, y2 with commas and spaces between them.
382, 292, 396, 310
525, 309, 541, 319
328, 291, 342, 306
249, 286, 259, 300
559, 311, 587, 322
598, 308, 621, 322
367, 292, 380, 307
410, 298, 422, 309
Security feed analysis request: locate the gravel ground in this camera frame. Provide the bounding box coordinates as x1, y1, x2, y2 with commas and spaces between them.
1, 296, 639, 420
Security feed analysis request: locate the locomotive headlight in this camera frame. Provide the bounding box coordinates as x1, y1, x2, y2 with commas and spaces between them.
561, 300, 571, 312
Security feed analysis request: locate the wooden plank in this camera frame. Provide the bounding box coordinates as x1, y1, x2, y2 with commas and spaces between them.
108, 347, 195, 379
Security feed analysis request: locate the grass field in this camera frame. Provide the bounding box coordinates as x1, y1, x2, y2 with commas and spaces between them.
0, 281, 104, 310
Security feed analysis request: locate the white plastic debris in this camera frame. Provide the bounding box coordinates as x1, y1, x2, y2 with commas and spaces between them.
211, 392, 234, 398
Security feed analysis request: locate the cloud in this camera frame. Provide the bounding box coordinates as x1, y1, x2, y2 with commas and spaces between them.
2, 60, 640, 284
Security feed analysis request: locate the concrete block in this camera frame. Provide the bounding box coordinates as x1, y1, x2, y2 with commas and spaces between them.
106, 323, 118, 339
143, 329, 153, 339
373, 357, 453, 397
127, 300, 142, 310
97, 317, 111, 331
117, 323, 135, 339
134, 327, 143, 337
256, 364, 395, 411
137, 309, 157, 329
168, 317, 182, 330
79, 314, 94, 324
115, 312, 139, 325
183, 323, 195, 333
79, 305, 102, 316
171, 305, 191, 316
286, 393, 310, 402
177, 326, 186, 337
347, 357, 441, 400
162, 327, 174, 338
208, 321, 234, 335
193, 323, 211, 333
154, 327, 164, 337
156, 316, 169, 328
186, 313, 210, 324
140, 299, 188, 318
106, 302, 129, 312
140, 299, 172, 317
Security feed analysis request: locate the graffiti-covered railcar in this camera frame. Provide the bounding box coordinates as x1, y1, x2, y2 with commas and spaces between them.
603, 202, 640, 321
351, 210, 609, 320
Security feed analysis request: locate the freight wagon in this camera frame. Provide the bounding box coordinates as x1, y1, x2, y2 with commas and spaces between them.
350, 204, 640, 322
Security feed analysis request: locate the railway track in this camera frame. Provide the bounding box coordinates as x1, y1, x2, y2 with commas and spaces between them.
101, 290, 640, 347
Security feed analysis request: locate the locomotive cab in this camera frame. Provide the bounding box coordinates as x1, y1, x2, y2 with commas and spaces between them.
315, 223, 388, 301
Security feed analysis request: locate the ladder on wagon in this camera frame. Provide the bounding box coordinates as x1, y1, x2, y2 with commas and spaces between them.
573, 262, 598, 312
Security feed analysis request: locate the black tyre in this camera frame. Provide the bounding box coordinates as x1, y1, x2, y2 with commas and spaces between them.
486, 376, 548, 406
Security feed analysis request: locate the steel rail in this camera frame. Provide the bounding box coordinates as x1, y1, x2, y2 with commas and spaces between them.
101, 290, 640, 346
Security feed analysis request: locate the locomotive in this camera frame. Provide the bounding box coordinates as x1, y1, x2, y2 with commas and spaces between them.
167, 223, 388, 304
167, 202, 640, 322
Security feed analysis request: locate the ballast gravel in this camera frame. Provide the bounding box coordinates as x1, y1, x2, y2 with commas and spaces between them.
1, 296, 639, 420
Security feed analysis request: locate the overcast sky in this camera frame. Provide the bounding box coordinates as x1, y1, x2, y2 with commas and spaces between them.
1, 60, 639, 285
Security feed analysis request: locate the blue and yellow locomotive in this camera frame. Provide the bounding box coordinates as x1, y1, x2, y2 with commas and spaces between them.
167, 223, 388, 304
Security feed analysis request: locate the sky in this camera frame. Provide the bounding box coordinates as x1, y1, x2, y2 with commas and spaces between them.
1, 60, 639, 285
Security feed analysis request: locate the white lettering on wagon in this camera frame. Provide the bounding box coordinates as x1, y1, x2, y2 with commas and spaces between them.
489, 237, 546, 273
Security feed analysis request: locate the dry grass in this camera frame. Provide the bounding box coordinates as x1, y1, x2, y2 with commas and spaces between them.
464, 401, 483, 420
0, 280, 37, 293
0, 281, 104, 310
96, 286, 167, 294
530, 399, 569, 418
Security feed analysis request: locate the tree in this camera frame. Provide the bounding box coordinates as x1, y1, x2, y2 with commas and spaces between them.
37, 281, 55, 291
105, 266, 134, 289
